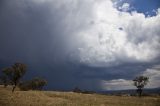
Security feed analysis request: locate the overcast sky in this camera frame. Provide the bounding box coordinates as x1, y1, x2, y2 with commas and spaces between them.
0, 0, 160, 91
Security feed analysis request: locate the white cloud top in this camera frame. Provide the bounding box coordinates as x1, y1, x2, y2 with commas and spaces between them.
119, 3, 130, 11
21, 0, 160, 67
63, 0, 160, 67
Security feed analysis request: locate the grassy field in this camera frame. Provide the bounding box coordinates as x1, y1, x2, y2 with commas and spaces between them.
0, 86, 159, 106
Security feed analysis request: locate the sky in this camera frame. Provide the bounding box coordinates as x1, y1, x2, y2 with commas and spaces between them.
0, 0, 160, 91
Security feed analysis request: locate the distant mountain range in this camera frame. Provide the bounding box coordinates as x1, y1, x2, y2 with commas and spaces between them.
98, 88, 160, 95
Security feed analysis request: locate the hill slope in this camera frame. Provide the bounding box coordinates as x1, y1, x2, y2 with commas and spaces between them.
0, 86, 160, 106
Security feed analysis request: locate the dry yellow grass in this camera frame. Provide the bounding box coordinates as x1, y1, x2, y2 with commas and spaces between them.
0, 86, 159, 106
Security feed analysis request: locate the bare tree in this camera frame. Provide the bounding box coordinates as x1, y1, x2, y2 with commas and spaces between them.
133, 76, 149, 97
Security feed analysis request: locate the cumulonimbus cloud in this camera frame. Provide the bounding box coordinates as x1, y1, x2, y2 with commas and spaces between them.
6, 0, 160, 67
0, 0, 159, 90
58, 0, 160, 67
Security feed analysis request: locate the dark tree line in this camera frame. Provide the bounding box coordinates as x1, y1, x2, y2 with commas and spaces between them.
19, 77, 47, 91
0, 63, 47, 92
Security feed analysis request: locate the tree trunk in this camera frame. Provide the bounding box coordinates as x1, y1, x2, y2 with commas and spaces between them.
12, 85, 16, 92
137, 88, 142, 97
12, 82, 17, 93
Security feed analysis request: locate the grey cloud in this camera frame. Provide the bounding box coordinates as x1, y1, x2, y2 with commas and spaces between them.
0, 0, 160, 91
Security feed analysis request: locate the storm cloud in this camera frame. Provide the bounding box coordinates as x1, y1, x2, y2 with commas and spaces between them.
0, 0, 160, 91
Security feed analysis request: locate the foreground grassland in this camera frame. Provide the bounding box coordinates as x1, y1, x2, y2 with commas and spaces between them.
0, 87, 159, 106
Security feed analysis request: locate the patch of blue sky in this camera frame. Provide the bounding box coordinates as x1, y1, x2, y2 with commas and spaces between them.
114, 0, 160, 16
